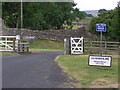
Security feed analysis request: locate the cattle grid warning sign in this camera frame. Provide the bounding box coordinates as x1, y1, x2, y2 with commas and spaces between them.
88, 56, 112, 67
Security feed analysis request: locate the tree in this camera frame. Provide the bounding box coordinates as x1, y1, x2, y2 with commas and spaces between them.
2, 2, 21, 28
73, 8, 86, 20
89, 7, 120, 41
3, 2, 85, 30
87, 14, 93, 17
98, 9, 107, 15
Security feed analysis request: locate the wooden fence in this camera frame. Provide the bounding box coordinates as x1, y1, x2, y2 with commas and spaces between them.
84, 40, 120, 54
0, 35, 29, 53
64, 38, 120, 55
13, 39, 29, 53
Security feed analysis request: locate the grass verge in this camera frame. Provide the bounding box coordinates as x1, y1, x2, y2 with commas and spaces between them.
1, 52, 18, 56
55, 54, 118, 88
29, 39, 64, 52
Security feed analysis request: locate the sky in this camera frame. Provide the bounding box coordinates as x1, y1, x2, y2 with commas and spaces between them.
74, 0, 119, 11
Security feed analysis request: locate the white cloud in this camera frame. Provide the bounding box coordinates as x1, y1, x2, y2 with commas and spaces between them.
74, 0, 119, 11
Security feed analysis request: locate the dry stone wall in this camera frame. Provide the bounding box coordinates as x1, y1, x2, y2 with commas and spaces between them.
2, 27, 100, 41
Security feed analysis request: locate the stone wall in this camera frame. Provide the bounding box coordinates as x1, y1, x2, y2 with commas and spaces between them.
1, 27, 100, 41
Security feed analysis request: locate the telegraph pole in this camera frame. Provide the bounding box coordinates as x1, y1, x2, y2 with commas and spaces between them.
20, 0, 23, 35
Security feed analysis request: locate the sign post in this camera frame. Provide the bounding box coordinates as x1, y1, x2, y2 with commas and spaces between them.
100, 31, 102, 55
96, 24, 106, 56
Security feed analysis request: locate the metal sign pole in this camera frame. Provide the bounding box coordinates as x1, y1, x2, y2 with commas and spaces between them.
100, 31, 102, 56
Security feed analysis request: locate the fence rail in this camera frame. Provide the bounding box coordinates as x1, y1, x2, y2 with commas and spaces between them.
84, 40, 120, 54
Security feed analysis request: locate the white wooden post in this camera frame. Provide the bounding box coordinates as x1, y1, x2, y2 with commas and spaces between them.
16, 35, 20, 52
64, 38, 67, 55
5, 37, 7, 50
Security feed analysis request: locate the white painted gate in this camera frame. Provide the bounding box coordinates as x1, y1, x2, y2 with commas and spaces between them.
0, 35, 20, 51
0, 35, 31, 53
70, 37, 83, 54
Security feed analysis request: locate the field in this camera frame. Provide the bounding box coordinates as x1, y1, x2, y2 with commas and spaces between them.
55, 54, 118, 88
64, 17, 92, 30
29, 39, 64, 52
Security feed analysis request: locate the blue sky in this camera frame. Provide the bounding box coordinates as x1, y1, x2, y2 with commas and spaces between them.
74, 0, 119, 11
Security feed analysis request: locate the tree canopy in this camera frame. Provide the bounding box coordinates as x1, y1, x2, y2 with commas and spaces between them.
2, 2, 87, 30
89, 6, 120, 41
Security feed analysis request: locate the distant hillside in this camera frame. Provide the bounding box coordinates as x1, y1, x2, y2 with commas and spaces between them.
84, 10, 98, 17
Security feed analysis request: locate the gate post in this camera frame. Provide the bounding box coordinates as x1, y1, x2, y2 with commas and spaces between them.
16, 35, 20, 53
22, 44, 24, 52
64, 38, 71, 55
26, 46, 29, 53
13, 39, 16, 52
90, 40, 92, 54
64, 39, 67, 55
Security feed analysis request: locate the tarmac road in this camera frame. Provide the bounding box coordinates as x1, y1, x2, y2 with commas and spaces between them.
2, 51, 69, 88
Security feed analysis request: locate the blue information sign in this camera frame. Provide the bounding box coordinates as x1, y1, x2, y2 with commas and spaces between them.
96, 24, 106, 32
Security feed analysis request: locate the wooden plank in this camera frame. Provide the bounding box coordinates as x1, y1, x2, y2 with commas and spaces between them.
19, 43, 29, 45
84, 47, 99, 48
107, 44, 119, 46
0, 36, 16, 38
0, 41, 13, 43
0, 50, 13, 51
92, 41, 104, 43
85, 47, 90, 48
91, 44, 100, 46
0, 47, 13, 49
0, 47, 8, 48
0, 44, 13, 45
106, 48, 118, 50
18, 46, 29, 47
107, 42, 120, 44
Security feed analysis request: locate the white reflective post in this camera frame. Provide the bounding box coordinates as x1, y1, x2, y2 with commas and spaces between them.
16, 35, 20, 52
64, 39, 67, 55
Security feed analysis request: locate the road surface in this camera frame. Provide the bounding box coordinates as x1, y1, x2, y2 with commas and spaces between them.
2, 51, 69, 88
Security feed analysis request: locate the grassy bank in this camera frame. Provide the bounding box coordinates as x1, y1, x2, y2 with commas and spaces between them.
56, 54, 118, 88
72, 17, 93, 29
29, 39, 64, 52
1, 52, 18, 56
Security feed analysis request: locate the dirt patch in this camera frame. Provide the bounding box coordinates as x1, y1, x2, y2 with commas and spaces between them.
30, 49, 62, 52
88, 78, 118, 88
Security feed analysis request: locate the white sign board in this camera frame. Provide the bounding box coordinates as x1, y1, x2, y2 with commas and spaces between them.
88, 56, 112, 67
